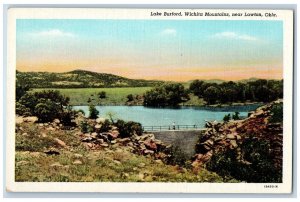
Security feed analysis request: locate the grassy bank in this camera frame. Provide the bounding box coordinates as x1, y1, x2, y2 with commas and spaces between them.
32, 87, 261, 107
32, 87, 151, 106
15, 121, 227, 182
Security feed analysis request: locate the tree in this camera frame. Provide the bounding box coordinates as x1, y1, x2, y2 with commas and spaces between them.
223, 114, 231, 122
127, 94, 134, 102
16, 82, 30, 101
203, 86, 220, 105
99, 91, 106, 99
189, 80, 205, 97
89, 105, 99, 119
232, 112, 240, 120
18, 90, 71, 123
143, 83, 189, 107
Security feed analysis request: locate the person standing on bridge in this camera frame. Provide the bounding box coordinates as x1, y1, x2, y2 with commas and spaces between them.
172, 122, 176, 130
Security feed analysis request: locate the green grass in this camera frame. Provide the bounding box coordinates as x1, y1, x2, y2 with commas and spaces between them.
32, 87, 151, 106
15, 122, 227, 182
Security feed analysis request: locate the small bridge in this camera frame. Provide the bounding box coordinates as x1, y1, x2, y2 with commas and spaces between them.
142, 124, 203, 132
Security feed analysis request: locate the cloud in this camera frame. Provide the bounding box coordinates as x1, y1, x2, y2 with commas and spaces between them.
30, 29, 75, 37
161, 28, 177, 36
212, 31, 258, 41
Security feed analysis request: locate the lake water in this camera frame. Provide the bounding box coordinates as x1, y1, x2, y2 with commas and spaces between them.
72, 104, 261, 127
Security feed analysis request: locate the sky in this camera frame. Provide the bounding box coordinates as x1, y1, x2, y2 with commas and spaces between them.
16, 19, 283, 81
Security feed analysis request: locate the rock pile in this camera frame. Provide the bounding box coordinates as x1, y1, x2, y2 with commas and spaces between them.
79, 118, 171, 161
192, 100, 283, 171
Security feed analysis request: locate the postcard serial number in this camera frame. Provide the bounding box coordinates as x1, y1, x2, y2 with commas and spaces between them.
264, 185, 279, 188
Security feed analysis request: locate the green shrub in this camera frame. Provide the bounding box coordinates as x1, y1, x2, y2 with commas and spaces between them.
99, 91, 106, 99
232, 112, 240, 120
89, 105, 99, 119
99, 119, 112, 133
127, 94, 134, 102
165, 145, 190, 168
207, 137, 282, 183
59, 109, 77, 126
76, 109, 85, 116
143, 83, 189, 107
16, 102, 31, 116
34, 98, 59, 122
269, 103, 283, 123
80, 121, 90, 133
18, 90, 71, 123
223, 114, 231, 122
115, 120, 143, 138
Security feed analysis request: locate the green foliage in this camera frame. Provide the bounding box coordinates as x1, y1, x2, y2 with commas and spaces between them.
33, 87, 152, 106
76, 109, 85, 116
59, 108, 77, 126
189, 80, 206, 98
143, 83, 189, 107
99, 119, 112, 133
16, 102, 31, 116
166, 145, 190, 168
232, 112, 240, 120
269, 103, 283, 123
34, 98, 60, 122
16, 82, 30, 101
98, 91, 106, 99
127, 94, 134, 102
88, 105, 99, 119
203, 86, 220, 105
189, 79, 283, 105
115, 120, 143, 138
207, 137, 282, 183
80, 121, 91, 133
18, 90, 71, 123
223, 112, 240, 122
223, 114, 231, 122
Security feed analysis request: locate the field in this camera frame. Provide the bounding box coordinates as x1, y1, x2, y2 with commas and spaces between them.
32, 87, 152, 106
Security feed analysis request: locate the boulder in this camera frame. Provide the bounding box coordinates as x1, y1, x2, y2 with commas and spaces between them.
100, 143, 109, 147
95, 124, 102, 130
54, 138, 67, 147
113, 160, 121, 165
73, 160, 83, 165
16, 160, 29, 166
23, 116, 38, 123
118, 138, 131, 144
96, 117, 106, 124
110, 130, 120, 138
44, 148, 60, 155
74, 153, 83, 158
229, 140, 238, 149
91, 132, 98, 138
144, 139, 157, 150
53, 119, 60, 124
144, 149, 155, 155
82, 137, 95, 142
226, 134, 236, 139
50, 162, 63, 168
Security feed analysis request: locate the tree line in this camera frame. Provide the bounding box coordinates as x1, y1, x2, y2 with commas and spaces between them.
143, 79, 283, 107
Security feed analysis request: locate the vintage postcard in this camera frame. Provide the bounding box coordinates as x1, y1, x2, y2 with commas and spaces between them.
6, 8, 294, 193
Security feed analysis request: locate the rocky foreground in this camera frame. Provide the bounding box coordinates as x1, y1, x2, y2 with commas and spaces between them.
15, 100, 283, 183
15, 115, 224, 182
192, 99, 283, 182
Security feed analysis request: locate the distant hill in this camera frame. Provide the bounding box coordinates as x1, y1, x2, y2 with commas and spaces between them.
16, 70, 164, 88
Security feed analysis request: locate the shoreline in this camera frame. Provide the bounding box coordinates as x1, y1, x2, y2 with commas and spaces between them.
70, 102, 264, 108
